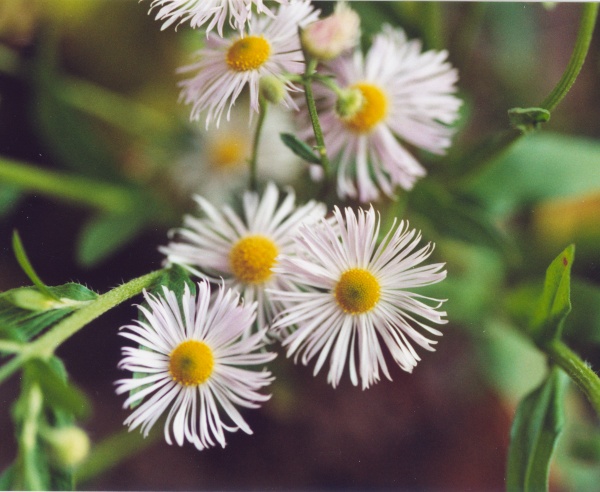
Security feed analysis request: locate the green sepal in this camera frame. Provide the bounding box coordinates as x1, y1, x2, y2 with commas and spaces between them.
508, 107, 551, 133
280, 133, 321, 164
507, 366, 569, 491
529, 245, 574, 344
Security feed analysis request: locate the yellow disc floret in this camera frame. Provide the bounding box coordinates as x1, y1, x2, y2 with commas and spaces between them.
229, 235, 279, 284
334, 268, 381, 314
209, 132, 250, 170
226, 35, 271, 72
342, 82, 388, 133
169, 340, 214, 386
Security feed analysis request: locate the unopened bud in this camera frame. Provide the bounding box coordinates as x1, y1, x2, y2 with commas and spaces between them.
335, 87, 365, 119
43, 426, 90, 468
259, 75, 286, 105
301, 3, 360, 61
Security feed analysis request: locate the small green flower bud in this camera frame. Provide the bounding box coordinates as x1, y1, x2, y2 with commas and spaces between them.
335, 87, 365, 119
43, 426, 90, 468
259, 75, 286, 105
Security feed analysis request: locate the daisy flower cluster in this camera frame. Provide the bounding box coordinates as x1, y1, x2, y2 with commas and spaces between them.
117, 0, 459, 452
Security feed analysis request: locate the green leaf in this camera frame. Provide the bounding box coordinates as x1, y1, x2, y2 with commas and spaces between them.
530, 245, 574, 343
76, 212, 148, 267
30, 30, 123, 182
151, 264, 196, 300
0, 185, 21, 217
468, 133, 600, 217
280, 133, 321, 164
0, 465, 15, 491
410, 180, 512, 254
508, 107, 551, 133
0, 283, 98, 342
507, 366, 569, 491
25, 359, 90, 419
12, 230, 59, 301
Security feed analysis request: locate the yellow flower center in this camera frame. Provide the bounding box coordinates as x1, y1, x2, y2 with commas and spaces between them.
334, 268, 381, 314
229, 235, 279, 284
226, 35, 271, 72
208, 132, 250, 170
169, 340, 214, 386
342, 82, 388, 133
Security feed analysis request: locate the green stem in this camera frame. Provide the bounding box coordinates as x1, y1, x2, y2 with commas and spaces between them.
450, 3, 598, 183
302, 58, 332, 180
0, 156, 137, 213
16, 383, 44, 490
0, 340, 25, 354
76, 427, 160, 484
249, 97, 268, 192
544, 339, 600, 418
0, 270, 165, 385
421, 2, 444, 50
539, 3, 599, 112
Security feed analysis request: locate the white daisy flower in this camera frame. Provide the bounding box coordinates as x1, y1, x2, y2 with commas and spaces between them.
115, 281, 275, 450
270, 206, 448, 389
304, 26, 461, 202
170, 102, 304, 206
160, 182, 327, 331
178, 0, 319, 128
146, 0, 288, 34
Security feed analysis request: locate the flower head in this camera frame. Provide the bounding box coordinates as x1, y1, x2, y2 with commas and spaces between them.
301, 2, 360, 61
146, 0, 289, 35
116, 281, 275, 450
160, 182, 327, 331
178, 0, 319, 127
270, 206, 448, 389
169, 102, 303, 206
302, 26, 461, 202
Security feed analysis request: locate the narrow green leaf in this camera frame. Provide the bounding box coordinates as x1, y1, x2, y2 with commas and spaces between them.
25, 359, 90, 419
507, 366, 569, 491
77, 213, 148, 267
508, 107, 551, 133
530, 245, 575, 343
280, 133, 321, 164
12, 231, 59, 301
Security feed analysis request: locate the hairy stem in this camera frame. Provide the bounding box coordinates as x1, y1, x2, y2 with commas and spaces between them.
544, 339, 600, 419
302, 58, 332, 180
539, 3, 599, 111
451, 3, 598, 182
0, 270, 165, 385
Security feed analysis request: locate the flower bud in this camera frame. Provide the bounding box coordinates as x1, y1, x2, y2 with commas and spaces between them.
259, 75, 286, 105
301, 3, 360, 61
43, 426, 90, 468
335, 87, 365, 119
